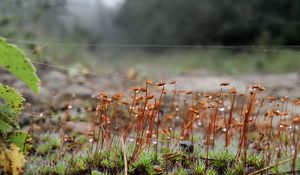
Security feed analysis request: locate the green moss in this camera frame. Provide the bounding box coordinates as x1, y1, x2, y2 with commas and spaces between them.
129, 150, 157, 175
175, 168, 188, 175
90, 170, 103, 175
206, 169, 217, 175
36, 134, 61, 155
36, 143, 53, 155
54, 162, 67, 175
39, 165, 53, 175
69, 156, 89, 174
193, 161, 205, 175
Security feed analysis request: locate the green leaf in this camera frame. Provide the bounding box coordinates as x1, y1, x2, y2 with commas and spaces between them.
0, 38, 40, 94
0, 119, 13, 132
0, 84, 24, 118
8, 131, 31, 153
0, 84, 24, 133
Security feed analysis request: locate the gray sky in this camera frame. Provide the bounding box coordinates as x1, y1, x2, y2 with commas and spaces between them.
65, 0, 122, 41
68, 0, 124, 9
101, 0, 124, 8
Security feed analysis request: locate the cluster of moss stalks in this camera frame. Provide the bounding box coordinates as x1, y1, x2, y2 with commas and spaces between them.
24, 133, 268, 175
22, 79, 300, 175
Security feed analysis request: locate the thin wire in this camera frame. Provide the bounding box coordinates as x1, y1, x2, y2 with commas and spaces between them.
6, 38, 300, 52
20, 47, 140, 82
31, 60, 139, 82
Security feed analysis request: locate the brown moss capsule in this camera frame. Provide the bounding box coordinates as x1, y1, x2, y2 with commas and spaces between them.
249, 90, 255, 95
185, 91, 193, 95
131, 87, 140, 92
203, 94, 210, 98
220, 82, 230, 86
189, 108, 199, 114
98, 92, 107, 99
257, 85, 266, 91
32, 124, 40, 130
178, 90, 186, 94
248, 117, 254, 122
135, 96, 143, 101
146, 79, 153, 85
25, 139, 33, 145
63, 135, 74, 143
198, 100, 206, 106
292, 99, 299, 104
146, 95, 154, 100
260, 122, 272, 130
280, 122, 289, 127
165, 115, 173, 121
215, 100, 222, 104
169, 80, 177, 84
86, 131, 94, 136
235, 122, 244, 127
148, 104, 155, 110
154, 166, 163, 172
268, 96, 276, 101
273, 110, 281, 116
252, 84, 259, 89
264, 111, 269, 117
292, 116, 300, 124
112, 93, 124, 101
156, 81, 166, 86
122, 101, 130, 105
252, 84, 265, 90
223, 93, 229, 97
162, 128, 171, 135
266, 110, 275, 117
281, 96, 289, 101
140, 87, 147, 92
229, 87, 237, 93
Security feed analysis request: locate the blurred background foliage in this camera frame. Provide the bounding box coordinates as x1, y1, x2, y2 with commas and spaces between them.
1, 0, 300, 76
117, 0, 300, 45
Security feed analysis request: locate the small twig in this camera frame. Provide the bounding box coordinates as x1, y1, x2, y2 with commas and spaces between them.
121, 137, 128, 175
249, 154, 300, 175
269, 170, 300, 175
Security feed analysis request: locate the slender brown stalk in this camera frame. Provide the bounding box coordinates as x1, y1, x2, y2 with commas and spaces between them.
225, 87, 236, 150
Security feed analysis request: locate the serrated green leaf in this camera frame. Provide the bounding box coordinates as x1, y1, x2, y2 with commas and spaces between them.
8, 131, 30, 153
0, 84, 24, 118
0, 119, 13, 132
0, 38, 40, 94
0, 84, 24, 133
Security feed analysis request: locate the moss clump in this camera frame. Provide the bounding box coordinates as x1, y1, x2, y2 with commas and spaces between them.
36, 134, 61, 155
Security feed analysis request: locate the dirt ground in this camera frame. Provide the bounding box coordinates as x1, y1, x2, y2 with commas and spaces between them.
1, 65, 299, 107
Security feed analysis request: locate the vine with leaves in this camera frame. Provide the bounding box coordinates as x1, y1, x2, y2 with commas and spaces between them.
0, 38, 39, 175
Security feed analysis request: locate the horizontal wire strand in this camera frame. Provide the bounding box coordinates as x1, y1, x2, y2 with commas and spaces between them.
31, 60, 139, 82
6, 38, 300, 52
22, 48, 140, 82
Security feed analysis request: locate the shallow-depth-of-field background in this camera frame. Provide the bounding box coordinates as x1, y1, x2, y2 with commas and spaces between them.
1, 0, 300, 175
